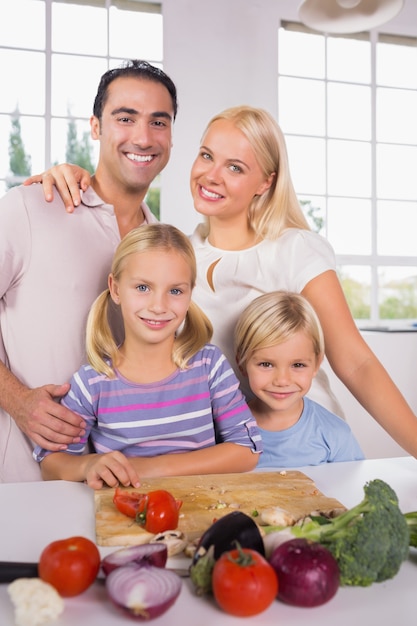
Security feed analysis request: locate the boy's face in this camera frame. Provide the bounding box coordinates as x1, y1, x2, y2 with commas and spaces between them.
91, 76, 174, 196
245, 331, 321, 417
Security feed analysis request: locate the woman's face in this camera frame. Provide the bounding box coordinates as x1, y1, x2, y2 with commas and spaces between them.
190, 119, 273, 224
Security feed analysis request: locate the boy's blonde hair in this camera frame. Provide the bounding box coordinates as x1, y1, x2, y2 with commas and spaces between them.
235, 291, 324, 371
197, 106, 309, 241
86, 223, 213, 377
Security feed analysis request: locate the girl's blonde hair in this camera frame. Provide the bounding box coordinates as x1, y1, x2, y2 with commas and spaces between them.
86, 223, 213, 377
197, 106, 309, 240
235, 291, 324, 371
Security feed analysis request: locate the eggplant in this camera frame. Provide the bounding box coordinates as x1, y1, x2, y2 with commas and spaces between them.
0, 561, 38, 583
192, 510, 264, 564
190, 511, 264, 595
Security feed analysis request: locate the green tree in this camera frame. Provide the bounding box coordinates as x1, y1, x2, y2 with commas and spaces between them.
338, 272, 371, 319
145, 187, 160, 220
379, 278, 417, 319
7, 112, 31, 189
66, 115, 95, 174
300, 199, 324, 234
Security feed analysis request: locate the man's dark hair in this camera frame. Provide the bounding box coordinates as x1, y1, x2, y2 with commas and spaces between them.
93, 59, 178, 121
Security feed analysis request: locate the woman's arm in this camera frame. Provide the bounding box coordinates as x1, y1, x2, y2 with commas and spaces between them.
302, 270, 417, 457
41, 444, 259, 490
23, 164, 91, 213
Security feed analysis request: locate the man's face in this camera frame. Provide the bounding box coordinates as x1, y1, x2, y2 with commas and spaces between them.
91, 76, 174, 196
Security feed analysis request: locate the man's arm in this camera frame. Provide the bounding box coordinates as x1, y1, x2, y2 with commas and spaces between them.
0, 360, 86, 450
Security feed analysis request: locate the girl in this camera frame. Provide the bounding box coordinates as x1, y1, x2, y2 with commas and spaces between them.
34, 223, 261, 489
235, 291, 364, 468
29, 106, 417, 459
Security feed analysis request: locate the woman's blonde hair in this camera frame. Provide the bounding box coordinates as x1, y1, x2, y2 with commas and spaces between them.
86, 223, 213, 377
197, 106, 309, 240
235, 291, 324, 371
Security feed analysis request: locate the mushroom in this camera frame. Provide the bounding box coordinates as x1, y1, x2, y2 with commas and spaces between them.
150, 530, 188, 557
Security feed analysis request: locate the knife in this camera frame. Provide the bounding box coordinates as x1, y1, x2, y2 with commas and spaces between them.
0, 560, 189, 583
0, 561, 39, 583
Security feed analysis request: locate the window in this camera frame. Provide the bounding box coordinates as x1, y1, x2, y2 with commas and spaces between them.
278, 22, 417, 325
0, 0, 162, 212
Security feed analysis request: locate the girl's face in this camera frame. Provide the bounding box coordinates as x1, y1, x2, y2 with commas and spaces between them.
245, 331, 322, 419
190, 119, 273, 224
109, 248, 193, 349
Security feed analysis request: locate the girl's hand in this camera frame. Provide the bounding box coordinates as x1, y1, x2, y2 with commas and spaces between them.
23, 164, 91, 213
84, 451, 141, 490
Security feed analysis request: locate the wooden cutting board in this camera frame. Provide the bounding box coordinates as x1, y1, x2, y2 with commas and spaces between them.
94, 471, 345, 547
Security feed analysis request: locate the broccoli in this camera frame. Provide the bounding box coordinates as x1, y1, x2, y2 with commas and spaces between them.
404, 511, 417, 548
271, 479, 410, 587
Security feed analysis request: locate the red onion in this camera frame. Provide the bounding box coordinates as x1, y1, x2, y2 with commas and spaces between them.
101, 544, 167, 577
106, 563, 182, 620
269, 538, 339, 607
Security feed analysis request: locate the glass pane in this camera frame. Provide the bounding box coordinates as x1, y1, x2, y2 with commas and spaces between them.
328, 140, 371, 197
51, 55, 108, 118
278, 77, 325, 136
50, 118, 99, 170
338, 265, 371, 320
285, 136, 326, 195
327, 36, 371, 84
52, 2, 107, 55
0, 115, 11, 178
377, 144, 417, 200
327, 83, 371, 140
278, 27, 325, 78
377, 200, 417, 256
110, 7, 163, 61
327, 198, 371, 255
299, 195, 326, 235
0, 50, 45, 115
20, 116, 45, 175
379, 267, 417, 319
377, 87, 417, 144
0, 0, 44, 49
377, 40, 417, 89
0, 115, 44, 181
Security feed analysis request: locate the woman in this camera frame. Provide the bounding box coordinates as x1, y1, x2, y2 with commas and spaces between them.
26, 106, 417, 457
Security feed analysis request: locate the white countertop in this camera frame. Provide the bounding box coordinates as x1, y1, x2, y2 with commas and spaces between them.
1, 456, 417, 625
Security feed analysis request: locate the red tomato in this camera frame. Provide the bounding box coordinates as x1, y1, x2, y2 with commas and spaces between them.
38, 536, 100, 597
212, 546, 279, 617
113, 488, 182, 534
112, 489, 147, 518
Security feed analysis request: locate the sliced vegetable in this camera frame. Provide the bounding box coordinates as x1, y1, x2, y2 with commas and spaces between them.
212, 544, 278, 617
269, 538, 339, 607
106, 563, 182, 621
101, 543, 167, 577
113, 488, 182, 534
112, 489, 147, 518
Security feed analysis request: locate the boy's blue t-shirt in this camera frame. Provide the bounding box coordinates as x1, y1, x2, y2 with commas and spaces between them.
256, 396, 364, 469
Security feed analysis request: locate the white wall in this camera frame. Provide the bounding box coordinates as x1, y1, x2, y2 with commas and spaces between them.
159, 0, 417, 458
322, 332, 417, 459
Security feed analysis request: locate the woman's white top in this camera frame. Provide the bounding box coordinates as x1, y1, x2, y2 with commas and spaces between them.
190, 226, 344, 417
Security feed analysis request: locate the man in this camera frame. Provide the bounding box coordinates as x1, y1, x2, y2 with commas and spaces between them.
0, 60, 177, 482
